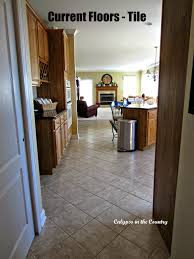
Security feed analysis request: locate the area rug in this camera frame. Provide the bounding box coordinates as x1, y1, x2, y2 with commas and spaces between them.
78, 107, 112, 120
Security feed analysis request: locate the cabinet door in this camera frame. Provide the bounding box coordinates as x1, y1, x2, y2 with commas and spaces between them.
147, 118, 157, 146
61, 123, 65, 154
26, 7, 39, 84
64, 34, 69, 72
55, 127, 62, 164
44, 30, 49, 62
37, 22, 45, 61
64, 121, 68, 147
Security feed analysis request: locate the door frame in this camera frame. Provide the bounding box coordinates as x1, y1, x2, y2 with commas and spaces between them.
153, 0, 193, 253
12, 0, 46, 234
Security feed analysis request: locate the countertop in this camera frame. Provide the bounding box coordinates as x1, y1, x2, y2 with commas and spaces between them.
122, 103, 157, 110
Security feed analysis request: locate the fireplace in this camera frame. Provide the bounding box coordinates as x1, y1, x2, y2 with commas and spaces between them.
96, 86, 118, 104
100, 93, 114, 104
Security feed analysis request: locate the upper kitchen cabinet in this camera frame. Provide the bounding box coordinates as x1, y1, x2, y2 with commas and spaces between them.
44, 30, 49, 62
26, 6, 39, 86
47, 29, 69, 111
37, 21, 49, 63
26, 2, 49, 86
64, 34, 69, 73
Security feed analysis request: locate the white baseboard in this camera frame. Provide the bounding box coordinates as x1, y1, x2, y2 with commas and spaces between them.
40, 209, 46, 227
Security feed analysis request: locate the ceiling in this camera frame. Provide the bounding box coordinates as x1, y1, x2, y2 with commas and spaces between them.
29, 0, 162, 72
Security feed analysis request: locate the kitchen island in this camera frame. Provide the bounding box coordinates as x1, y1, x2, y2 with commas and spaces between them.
122, 104, 157, 151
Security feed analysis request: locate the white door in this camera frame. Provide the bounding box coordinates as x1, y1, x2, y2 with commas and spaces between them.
0, 0, 34, 258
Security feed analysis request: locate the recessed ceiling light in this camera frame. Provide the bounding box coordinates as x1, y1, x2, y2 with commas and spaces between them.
145, 22, 152, 26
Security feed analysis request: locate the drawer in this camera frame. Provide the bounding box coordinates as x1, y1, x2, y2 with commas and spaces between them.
148, 110, 157, 119
53, 117, 61, 130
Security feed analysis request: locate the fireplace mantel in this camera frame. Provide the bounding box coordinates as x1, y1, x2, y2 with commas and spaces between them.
96, 86, 118, 103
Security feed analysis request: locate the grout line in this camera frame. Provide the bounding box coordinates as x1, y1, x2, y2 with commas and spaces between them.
45, 185, 141, 230
45, 173, 152, 221
93, 232, 121, 258
39, 121, 156, 257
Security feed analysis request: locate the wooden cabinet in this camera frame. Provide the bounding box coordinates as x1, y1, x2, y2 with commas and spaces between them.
55, 126, 62, 164
35, 111, 68, 174
147, 110, 157, 146
26, 6, 39, 86
123, 107, 157, 151
37, 22, 44, 60
35, 29, 70, 112
60, 123, 65, 154
64, 34, 69, 73
26, 3, 49, 87
46, 29, 69, 112
61, 122, 68, 154
44, 31, 49, 62
60, 112, 68, 154
37, 21, 49, 63
64, 121, 68, 147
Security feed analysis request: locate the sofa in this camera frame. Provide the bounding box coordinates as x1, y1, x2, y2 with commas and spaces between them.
77, 100, 98, 118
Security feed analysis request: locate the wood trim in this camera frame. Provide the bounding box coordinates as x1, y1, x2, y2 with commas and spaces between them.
153, 0, 193, 252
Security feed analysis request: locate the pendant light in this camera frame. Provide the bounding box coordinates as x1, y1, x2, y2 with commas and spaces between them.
146, 46, 159, 82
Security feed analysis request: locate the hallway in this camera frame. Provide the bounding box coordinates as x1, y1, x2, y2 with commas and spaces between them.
27, 120, 169, 259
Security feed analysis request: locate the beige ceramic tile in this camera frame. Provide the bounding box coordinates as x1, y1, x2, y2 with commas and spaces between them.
72, 219, 117, 256
96, 205, 136, 233
76, 195, 112, 217
96, 235, 148, 259
50, 203, 92, 235
79, 177, 109, 194
110, 177, 140, 194
96, 185, 128, 204
49, 182, 93, 205
149, 247, 170, 259
115, 193, 153, 219
30, 219, 68, 258
133, 184, 153, 202
38, 119, 156, 258
41, 188, 70, 218
32, 237, 93, 259
121, 218, 166, 254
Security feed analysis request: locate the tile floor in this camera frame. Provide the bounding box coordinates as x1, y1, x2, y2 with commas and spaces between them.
27, 120, 169, 259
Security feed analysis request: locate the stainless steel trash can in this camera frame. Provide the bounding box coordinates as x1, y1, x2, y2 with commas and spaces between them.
117, 119, 137, 151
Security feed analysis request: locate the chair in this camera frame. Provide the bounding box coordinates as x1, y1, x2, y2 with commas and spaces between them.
109, 101, 123, 141
109, 120, 118, 141
110, 101, 123, 122
77, 100, 98, 118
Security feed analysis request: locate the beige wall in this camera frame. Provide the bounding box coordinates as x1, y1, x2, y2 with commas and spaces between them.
171, 2, 194, 258
77, 71, 141, 103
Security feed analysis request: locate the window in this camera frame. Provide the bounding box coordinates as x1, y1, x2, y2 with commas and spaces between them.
79, 79, 93, 106
141, 74, 159, 97
123, 76, 137, 97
